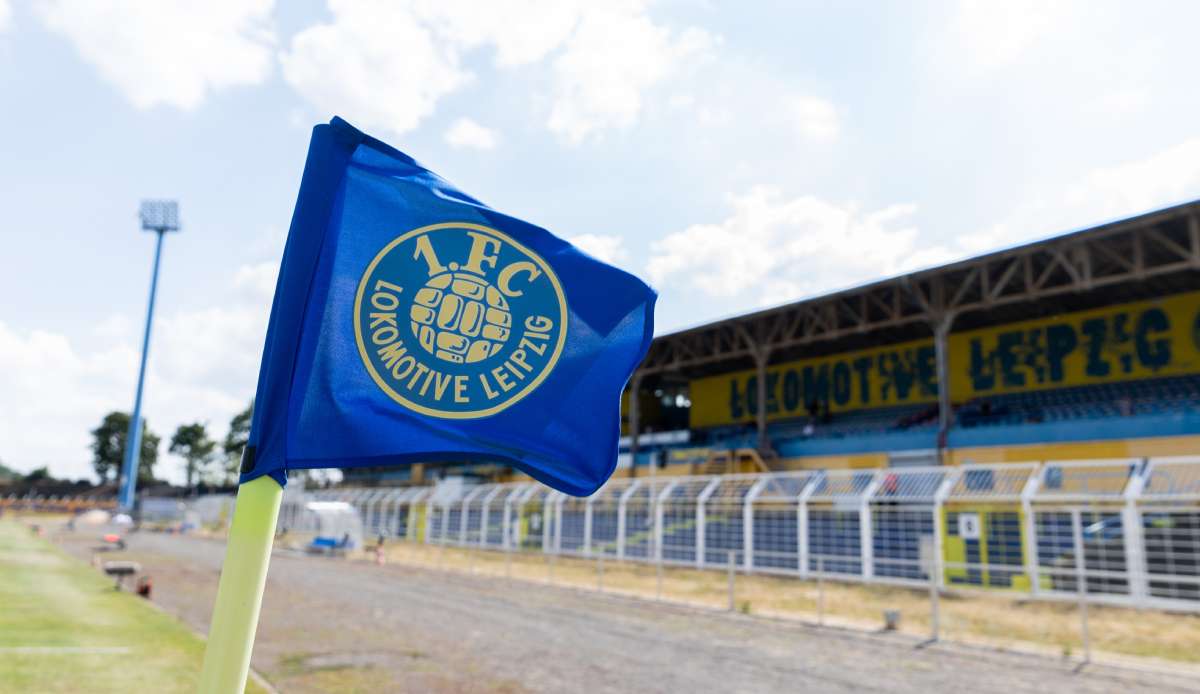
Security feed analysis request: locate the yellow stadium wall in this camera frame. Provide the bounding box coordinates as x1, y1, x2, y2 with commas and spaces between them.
944, 433, 1200, 465
690, 289, 1200, 428
761, 433, 1200, 471
501, 433, 1200, 484
776, 452, 891, 470
607, 462, 698, 479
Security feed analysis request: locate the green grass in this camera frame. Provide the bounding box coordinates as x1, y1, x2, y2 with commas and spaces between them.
0, 521, 268, 693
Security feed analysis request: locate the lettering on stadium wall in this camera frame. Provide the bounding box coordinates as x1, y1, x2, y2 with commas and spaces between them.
724, 342, 939, 421
689, 290, 1200, 428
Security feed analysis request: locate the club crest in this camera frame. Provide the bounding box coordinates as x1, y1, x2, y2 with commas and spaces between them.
354, 222, 567, 418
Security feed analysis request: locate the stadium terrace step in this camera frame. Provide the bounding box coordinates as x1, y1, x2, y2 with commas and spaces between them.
685, 374, 1200, 458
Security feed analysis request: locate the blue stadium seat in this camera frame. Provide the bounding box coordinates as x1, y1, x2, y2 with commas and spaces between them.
697, 374, 1200, 451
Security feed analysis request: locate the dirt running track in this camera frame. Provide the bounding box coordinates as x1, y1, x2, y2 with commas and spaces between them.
61, 530, 1199, 693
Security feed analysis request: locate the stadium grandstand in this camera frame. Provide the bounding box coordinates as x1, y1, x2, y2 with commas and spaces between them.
323, 200, 1200, 616
344, 199, 1200, 485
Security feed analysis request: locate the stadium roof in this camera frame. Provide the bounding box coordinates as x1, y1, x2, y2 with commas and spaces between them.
639, 200, 1200, 380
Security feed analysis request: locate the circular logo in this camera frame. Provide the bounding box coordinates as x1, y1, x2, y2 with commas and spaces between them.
354, 222, 567, 419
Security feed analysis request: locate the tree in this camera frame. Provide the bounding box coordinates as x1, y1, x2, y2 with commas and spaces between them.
89, 411, 160, 484
0, 457, 19, 482
222, 400, 253, 484
170, 422, 216, 491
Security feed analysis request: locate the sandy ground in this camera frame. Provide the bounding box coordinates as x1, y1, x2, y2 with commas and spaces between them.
371, 540, 1200, 665
59, 529, 1200, 694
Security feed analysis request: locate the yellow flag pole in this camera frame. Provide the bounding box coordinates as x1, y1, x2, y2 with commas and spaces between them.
198, 475, 283, 693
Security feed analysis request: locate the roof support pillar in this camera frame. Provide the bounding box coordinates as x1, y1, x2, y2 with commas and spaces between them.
932, 312, 957, 463
753, 346, 773, 456
1189, 213, 1200, 263
627, 370, 644, 478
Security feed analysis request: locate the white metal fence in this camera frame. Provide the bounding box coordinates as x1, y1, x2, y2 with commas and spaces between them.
301, 456, 1200, 613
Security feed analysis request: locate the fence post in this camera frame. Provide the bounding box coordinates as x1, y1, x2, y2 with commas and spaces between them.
438, 500, 449, 566
928, 552, 940, 642
501, 497, 513, 552
697, 478, 721, 569
584, 495, 594, 557
798, 476, 817, 578
459, 490, 473, 545
816, 555, 825, 626
547, 495, 562, 555
1021, 467, 1043, 596
654, 481, 677, 567
480, 486, 503, 548
616, 481, 638, 560
656, 553, 664, 601
478, 494, 490, 549
744, 478, 769, 573
406, 495, 418, 542
1122, 461, 1149, 602
654, 496, 664, 565
927, 469, 956, 643
423, 498, 434, 545
931, 469, 957, 591
1070, 509, 1092, 665
860, 473, 883, 580
727, 550, 736, 612
798, 498, 809, 578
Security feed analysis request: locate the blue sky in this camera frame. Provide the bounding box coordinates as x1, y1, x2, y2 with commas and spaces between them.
2, 0, 1199, 482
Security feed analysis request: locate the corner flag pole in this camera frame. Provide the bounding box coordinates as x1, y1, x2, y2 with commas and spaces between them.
198, 475, 283, 693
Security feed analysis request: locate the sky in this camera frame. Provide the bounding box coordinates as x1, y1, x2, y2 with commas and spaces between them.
2, 0, 1200, 483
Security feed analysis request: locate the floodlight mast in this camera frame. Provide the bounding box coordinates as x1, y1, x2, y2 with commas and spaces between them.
118, 201, 180, 511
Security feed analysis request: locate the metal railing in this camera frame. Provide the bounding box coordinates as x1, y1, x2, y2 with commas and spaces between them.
308, 456, 1200, 618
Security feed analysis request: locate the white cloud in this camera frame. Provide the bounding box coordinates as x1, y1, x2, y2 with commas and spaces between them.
35, 0, 275, 110
232, 260, 282, 299
413, 0, 580, 68
791, 95, 839, 143
444, 117, 498, 150
548, 3, 715, 143
950, 0, 1079, 70
282, 0, 715, 141
0, 263, 276, 483
664, 138, 1200, 314
281, 0, 469, 136
646, 187, 1006, 308
1087, 87, 1150, 120
1064, 138, 1200, 221
963, 137, 1200, 251
567, 233, 627, 265
943, 0, 1155, 123
0, 322, 137, 479
92, 313, 135, 342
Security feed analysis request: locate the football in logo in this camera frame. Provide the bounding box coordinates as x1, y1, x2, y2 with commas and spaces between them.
354, 223, 567, 418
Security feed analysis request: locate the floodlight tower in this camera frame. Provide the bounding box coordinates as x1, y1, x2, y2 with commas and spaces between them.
118, 200, 180, 510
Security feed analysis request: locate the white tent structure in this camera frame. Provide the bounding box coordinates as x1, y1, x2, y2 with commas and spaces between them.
283, 500, 364, 551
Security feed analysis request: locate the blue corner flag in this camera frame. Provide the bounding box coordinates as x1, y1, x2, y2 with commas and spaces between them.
239, 117, 655, 496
